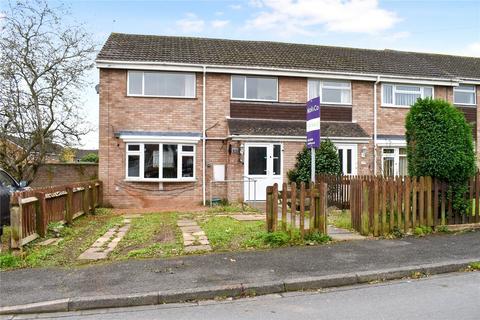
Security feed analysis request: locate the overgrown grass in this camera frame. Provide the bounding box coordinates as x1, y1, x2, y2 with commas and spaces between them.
469, 261, 480, 270
201, 216, 331, 251
112, 212, 183, 259
206, 202, 260, 214
0, 208, 122, 270
328, 210, 352, 230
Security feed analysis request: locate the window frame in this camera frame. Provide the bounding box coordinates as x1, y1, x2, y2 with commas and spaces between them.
127, 70, 196, 98
307, 79, 352, 105
381, 147, 408, 176
125, 142, 196, 182
454, 84, 477, 106
381, 83, 434, 108
230, 75, 278, 102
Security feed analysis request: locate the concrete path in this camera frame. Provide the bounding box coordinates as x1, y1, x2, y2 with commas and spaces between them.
78, 218, 131, 260
178, 220, 211, 253
1, 231, 478, 308
28, 272, 480, 320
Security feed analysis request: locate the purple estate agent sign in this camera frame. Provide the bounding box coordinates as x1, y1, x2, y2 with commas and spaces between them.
306, 97, 320, 148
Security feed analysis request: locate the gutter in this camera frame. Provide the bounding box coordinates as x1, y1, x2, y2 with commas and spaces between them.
373, 75, 381, 175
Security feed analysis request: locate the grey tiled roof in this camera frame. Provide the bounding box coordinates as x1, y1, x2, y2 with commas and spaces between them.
227, 118, 369, 138
97, 33, 480, 80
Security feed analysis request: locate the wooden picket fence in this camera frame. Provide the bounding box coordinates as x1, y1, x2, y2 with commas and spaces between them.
9, 180, 103, 248
317, 175, 352, 209
350, 175, 480, 236
266, 182, 328, 235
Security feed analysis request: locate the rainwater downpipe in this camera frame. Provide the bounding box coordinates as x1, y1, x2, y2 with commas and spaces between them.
202, 66, 207, 206
373, 75, 380, 175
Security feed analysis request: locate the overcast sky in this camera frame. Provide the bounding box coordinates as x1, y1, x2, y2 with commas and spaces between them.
4, 0, 479, 149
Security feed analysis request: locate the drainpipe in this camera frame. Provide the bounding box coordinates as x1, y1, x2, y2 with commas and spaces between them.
202, 66, 207, 206
373, 75, 380, 175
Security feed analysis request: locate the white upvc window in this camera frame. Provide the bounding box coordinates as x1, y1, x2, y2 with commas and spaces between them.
127, 71, 196, 98
454, 84, 476, 106
382, 83, 433, 107
126, 143, 196, 182
308, 79, 352, 104
382, 147, 408, 176
231, 75, 278, 101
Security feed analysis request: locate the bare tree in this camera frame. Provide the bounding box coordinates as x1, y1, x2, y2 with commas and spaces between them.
0, 0, 95, 181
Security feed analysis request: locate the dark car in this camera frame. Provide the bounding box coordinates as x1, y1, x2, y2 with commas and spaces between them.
0, 168, 29, 237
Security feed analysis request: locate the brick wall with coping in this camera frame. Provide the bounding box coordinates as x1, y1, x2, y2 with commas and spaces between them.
30, 163, 98, 188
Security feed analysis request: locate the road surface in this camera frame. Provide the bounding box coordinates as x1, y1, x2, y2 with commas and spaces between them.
3, 271, 479, 320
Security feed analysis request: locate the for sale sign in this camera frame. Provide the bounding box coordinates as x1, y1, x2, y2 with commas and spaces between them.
306, 97, 320, 148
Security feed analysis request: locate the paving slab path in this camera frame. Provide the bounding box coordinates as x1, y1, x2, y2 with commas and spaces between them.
178, 219, 211, 253
78, 218, 132, 260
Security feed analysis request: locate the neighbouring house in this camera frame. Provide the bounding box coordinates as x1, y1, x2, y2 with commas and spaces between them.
96, 33, 480, 208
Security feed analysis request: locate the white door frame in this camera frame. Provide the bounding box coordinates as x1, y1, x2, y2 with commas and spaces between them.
244, 142, 283, 201
335, 144, 358, 175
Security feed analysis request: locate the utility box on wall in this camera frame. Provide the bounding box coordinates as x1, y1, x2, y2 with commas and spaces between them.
213, 164, 225, 181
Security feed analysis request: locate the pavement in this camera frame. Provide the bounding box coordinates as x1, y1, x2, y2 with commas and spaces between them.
11, 272, 479, 320
0, 230, 479, 314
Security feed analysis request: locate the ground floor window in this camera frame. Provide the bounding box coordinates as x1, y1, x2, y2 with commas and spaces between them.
382, 147, 407, 176
126, 142, 195, 181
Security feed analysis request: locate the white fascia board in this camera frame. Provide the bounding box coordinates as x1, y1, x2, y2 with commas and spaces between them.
97, 59, 477, 85
376, 139, 406, 147
119, 134, 201, 143
229, 135, 370, 144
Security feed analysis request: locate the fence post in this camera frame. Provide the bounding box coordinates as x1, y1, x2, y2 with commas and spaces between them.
373, 178, 379, 237
265, 186, 273, 232
291, 182, 297, 231
82, 184, 90, 216
281, 182, 287, 231
319, 183, 327, 234
300, 182, 305, 238
98, 181, 104, 207
88, 183, 95, 214
65, 186, 73, 225
10, 202, 23, 249
272, 183, 279, 231
35, 192, 47, 237
361, 180, 370, 236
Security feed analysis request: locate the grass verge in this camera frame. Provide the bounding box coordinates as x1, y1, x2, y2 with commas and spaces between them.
328, 210, 352, 230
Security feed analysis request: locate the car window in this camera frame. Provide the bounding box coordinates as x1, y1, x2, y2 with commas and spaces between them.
0, 171, 17, 192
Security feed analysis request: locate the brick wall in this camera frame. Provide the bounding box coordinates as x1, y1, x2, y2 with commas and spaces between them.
30, 163, 98, 187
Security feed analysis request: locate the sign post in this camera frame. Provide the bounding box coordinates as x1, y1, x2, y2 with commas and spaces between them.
306, 97, 320, 183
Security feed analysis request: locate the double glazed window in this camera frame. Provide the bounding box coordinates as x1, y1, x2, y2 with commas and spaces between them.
231, 75, 278, 101
128, 71, 196, 98
126, 143, 195, 181
454, 84, 476, 106
382, 148, 407, 176
382, 84, 433, 107
308, 80, 352, 104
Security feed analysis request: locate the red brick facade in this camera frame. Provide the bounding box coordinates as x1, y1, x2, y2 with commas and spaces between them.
99, 68, 479, 208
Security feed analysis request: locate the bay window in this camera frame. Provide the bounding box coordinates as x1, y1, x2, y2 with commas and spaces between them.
231, 75, 278, 101
127, 71, 196, 98
454, 84, 476, 106
308, 79, 352, 104
126, 143, 195, 181
382, 83, 433, 107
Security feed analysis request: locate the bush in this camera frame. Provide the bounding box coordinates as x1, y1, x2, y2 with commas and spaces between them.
414, 225, 433, 237
261, 231, 290, 247
287, 140, 342, 184
80, 153, 99, 163
304, 231, 331, 244
406, 98, 476, 212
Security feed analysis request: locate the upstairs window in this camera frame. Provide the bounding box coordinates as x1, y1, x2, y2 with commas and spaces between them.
231, 75, 278, 101
127, 71, 196, 98
454, 84, 476, 106
308, 79, 352, 104
382, 83, 433, 107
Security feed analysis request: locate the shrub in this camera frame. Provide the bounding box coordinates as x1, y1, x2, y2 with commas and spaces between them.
287, 140, 342, 184
304, 231, 331, 244
406, 98, 476, 212
414, 225, 433, 237
80, 153, 99, 163
261, 231, 291, 247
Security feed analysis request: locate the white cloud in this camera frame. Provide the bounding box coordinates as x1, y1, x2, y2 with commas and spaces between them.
211, 20, 230, 28
229, 4, 242, 10
215, 11, 224, 16
465, 42, 480, 57
390, 31, 410, 40
247, 0, 400, 36
176, 13, 205, 33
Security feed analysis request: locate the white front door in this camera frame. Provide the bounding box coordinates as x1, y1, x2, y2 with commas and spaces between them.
336, 144, 357, 175
244, 143, 283, 201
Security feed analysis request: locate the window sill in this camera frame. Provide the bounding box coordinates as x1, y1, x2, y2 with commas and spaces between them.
231, 98, 278, 103
381, 105, 412, 109
126, 94, 197, 99
124, 178, 197, 183
454, 103, 477, 108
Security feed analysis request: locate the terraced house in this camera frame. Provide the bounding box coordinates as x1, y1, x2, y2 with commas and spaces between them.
96, 33, 480, 208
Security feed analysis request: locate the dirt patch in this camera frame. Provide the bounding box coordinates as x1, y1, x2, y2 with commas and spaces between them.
154, 227, 175, 243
